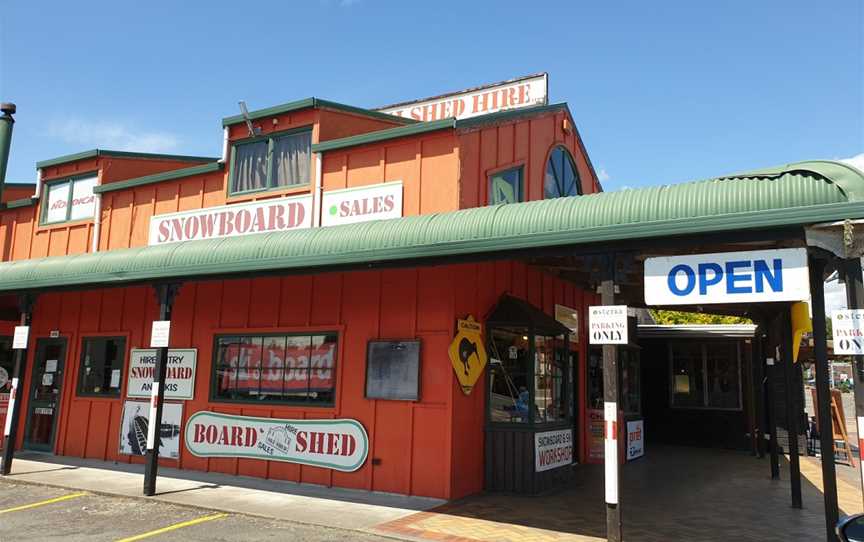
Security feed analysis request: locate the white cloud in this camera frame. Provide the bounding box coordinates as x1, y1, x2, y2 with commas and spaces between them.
841, 153, 864, 174
824, 278, 847, 315
597, 167, 610, 183
47, 117, 180, 153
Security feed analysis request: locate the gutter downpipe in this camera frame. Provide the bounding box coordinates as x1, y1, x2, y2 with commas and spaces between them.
0, 103, 17, 204
91, 172, 102, 252
220, 127, 229, 163
312, 152, 323, 227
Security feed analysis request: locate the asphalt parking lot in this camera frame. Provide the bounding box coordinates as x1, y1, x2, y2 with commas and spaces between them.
0, 480, 396, 542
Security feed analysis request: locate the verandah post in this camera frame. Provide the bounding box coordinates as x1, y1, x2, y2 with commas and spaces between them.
780, 305, 802, 508
0, 293, 35, 476
600, 254, 622, 542
143, 283, 180, 496
843, 257, 864, 509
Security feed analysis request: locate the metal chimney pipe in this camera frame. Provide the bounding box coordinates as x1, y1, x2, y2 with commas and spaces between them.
0, 103, 16, 204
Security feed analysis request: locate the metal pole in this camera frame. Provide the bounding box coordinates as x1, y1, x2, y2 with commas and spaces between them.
143, 283, 178, 496
766, 327, 781, 479
781, 306, 803, 508
600, 255, 622, 542
810, 255, 838, 541
0, 103, 17, 204
753, 325, 766, 459
843, 257, 864, 509
1, 293, 34, 476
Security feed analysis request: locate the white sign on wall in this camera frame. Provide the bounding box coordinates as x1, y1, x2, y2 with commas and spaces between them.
589, 306, 628, 345
832, 309, 864, 355
126, 349, 197, 400
626, 419, 644, 461
375, 73, 548, 122
321, 182, 403, 227
148, 195, 313, 245
184, 411, 369, 472
534, 428, 573, 472
12, 326, 29, 349
119, 400, 182, 458
150, 321, 171, 348
644, 248, 810, 306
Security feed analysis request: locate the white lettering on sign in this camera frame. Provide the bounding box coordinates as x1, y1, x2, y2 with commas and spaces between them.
644, 248, 809, 305
375, 74, 548, 122
148, 195, 313, 245
184, 412, 369, 472
833, 309, 864, 355
534, 429, 573, 472
150, 321, 171, 348
589, 306, 628, 345
321, 182, 403, 227
626, 419, 644, 461
127, 349, 197, 400
12, 326, 29, 349
604, 401, 618, 504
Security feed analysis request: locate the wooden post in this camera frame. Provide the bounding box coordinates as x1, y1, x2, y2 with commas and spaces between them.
810, 255, 838, 541
843, 257, 864, 509
600, 255, 622, 542
781, 306, 803, 508
0, 293, 35, 476
766, 335, 781, 479
143, 283, 179, 496
753, 325, 766, 459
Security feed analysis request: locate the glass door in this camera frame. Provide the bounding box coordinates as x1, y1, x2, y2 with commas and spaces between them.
24, 338, 67, 451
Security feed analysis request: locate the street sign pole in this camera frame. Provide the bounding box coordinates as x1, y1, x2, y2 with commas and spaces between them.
843, 257, 864, 509
1, 293, 35, 476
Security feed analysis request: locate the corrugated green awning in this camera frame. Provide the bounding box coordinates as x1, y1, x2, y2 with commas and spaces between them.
0, 160, 862, 293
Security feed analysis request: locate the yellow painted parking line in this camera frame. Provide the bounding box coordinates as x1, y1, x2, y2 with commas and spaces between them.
0, 491, 87, 514
114, 512, 228, 542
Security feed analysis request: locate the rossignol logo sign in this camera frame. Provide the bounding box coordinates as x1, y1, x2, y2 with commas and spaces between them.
184, 412, 369, 472
321, 182, 403, 227
644, 248, 810, 305
148, 196, 312, 245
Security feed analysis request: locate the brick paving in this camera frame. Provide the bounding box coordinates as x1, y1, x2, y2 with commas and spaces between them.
376, 445, 859, 542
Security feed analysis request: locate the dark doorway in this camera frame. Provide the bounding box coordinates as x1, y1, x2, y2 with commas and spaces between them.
24, 338, 67, 451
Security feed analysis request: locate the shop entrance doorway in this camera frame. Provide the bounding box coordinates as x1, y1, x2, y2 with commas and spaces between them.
24, 337, 67, 452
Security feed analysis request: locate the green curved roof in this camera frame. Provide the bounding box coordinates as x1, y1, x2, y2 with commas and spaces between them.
0, 160, 863, 293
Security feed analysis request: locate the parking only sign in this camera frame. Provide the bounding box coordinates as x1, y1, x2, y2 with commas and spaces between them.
589, 306, 628, 345
832, 309, 864, 355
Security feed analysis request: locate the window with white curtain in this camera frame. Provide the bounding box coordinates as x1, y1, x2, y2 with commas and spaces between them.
230, 129, 311, 195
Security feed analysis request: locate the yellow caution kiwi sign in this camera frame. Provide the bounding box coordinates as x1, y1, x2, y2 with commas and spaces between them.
448, 315, 488, 395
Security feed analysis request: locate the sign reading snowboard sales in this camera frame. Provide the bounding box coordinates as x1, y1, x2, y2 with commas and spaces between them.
185, 412, 369, 472
126, 349, 197, 400
535, 429, 573, 472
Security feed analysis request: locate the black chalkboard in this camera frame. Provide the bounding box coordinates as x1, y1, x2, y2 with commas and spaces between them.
365, 340, 421, 401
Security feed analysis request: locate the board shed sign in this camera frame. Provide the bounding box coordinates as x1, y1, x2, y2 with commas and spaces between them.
148, 195, 312, 245
375, 73, 548, 122
126, 349, 197, 400
588, 306, 628, 345
185, 412, 369, 472
535, 428, 573, 472
321, 182, 403, 227
644, 248, 810, 306
832, 309, 864, 355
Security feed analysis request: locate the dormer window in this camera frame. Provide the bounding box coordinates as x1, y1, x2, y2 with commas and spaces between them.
544, 146, 581, 199
42, 174, 98, 225
230, 128, 312, 195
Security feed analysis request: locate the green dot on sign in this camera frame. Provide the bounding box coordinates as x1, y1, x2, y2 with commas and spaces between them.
329, 205, 337, 216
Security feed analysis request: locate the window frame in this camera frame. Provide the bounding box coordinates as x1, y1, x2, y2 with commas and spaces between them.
543, 145, 582, 199
209, 330, 339, 407
40, 172, 99, 226
487, 164, 525, 205
668, 340, 742, 411
227, 127, 313, 197
76, 335, 128, 398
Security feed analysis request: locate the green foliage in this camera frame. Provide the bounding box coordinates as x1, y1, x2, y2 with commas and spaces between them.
650, 309, 753, 325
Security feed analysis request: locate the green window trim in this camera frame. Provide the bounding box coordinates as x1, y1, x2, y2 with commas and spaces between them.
40, 172, 99, 226
488, 166, 524, 205
228, 127, 313, 197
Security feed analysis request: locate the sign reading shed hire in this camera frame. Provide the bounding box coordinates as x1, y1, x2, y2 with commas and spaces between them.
644, 248, 810, 306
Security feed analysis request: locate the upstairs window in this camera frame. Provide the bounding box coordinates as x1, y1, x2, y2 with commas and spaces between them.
230, 129, 312, 195
544, 146, 581, 199
42, 175, 98, 224
488, 166, 524, 205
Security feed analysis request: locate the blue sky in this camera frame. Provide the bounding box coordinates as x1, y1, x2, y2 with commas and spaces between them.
0, 0, 861, 190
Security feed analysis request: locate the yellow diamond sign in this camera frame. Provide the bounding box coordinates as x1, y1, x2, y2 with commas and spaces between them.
448, 315, 488, 395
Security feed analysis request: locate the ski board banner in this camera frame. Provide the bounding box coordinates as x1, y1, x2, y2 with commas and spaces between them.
184, 412, 369, 472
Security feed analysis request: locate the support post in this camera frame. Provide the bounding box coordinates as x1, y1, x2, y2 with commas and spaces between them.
765, 330, 781, 479
1, 293, 35, 476
781, 306, 802, 508
600, 255, 622, 542
843, 257, 864, 509
143, 283, 179, 497
753, 325, 766, 459
810, 255, 838, 541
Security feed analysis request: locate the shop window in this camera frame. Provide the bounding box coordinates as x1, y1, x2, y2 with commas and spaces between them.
488, 166, 524, 205
77, 337, 126, 397
486, 295, 573, 426
213, 332, 337, 405
544, 146, 581, 199
670, 342, 741, 410
587, 347, 641, 414
42, 174, 98, 224
0, 337, 12, 398
230, 129, 311, 195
